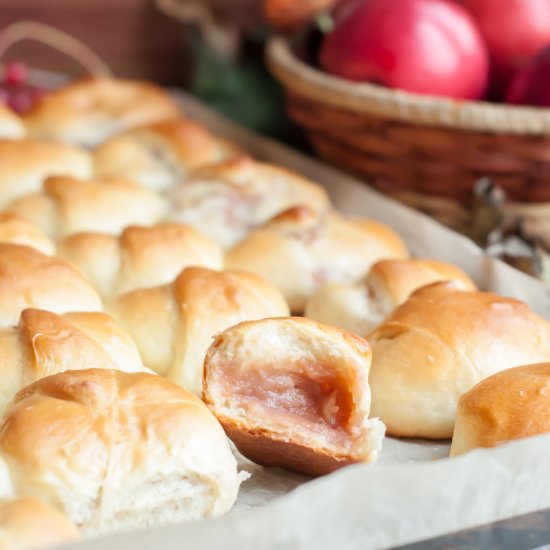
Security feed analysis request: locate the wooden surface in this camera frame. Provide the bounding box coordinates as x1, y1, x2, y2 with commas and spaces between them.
0, 0, 192, 83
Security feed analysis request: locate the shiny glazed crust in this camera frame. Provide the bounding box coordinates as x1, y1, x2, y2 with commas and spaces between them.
368, 282, 550, 439
167, 156, 331, 249
6, 176, 168, 240
0, 244, 102, 328
0, 213, 55, 255
0, 140, 92, 209
226, 206, 409, 313
58, 222, 224, 298
94, 119, 241, 190
107, 267, 290, 395
304, 258, 476, 335
0, 369, 241, 535
24, 77, 182, 147
451, 362, 550, 456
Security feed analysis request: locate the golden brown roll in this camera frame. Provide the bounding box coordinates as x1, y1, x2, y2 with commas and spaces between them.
167, 156, 331, 249
0, 106, 25, 139
94, 119, 241, 190
305, 259, 476, 335
108, 266, 290, 395
0, 497, 80, 550
58, 222, 224, 298
368, 282, 550, 439
6, 176, 168, 240
226, 206, 408, 313
0, 213, 55, 256
0, 140, 92, 209
0, 369, 242, 535
0, 244, 102, 327
0, 308, 149, 411
203, 317, 385, 477
451, 362, 550, 456
24, 77, 182, 147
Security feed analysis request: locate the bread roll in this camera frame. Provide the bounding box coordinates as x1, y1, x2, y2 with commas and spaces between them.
203, 317, 385, 476
6, 176, 168, 240
58, 222, 224, 298
0, 214, 54, 256
0, 369, 242, 535
167, 156, 331, 249
94, 119, 240, 190
108, 267, 290, 395
24, 77, 182, 147
0, 308, 149, 411
451, 362, 550, 456
0, 244, 102, 327
226, 206, 408, 313
305, 259, 476, 335
0, 106, 25, 139
0, 140, 92, 209
0, 497, 80, 550
367, 282, 550, 439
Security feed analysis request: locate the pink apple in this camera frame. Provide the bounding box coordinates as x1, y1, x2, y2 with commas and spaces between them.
319, 0, 489, 100
506, 44, 550, 107
460, 0, 550, 94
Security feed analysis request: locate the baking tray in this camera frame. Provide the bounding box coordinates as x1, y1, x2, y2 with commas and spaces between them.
66, 91, 550, 550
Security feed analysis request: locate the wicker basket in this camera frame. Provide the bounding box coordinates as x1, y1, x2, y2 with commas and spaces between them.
267, 36, 550, 236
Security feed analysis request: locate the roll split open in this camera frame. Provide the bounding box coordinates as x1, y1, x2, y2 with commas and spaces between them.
203, 317, 385, 477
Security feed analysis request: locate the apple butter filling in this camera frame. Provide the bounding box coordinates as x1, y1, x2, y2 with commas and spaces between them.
221, 361, 355, 439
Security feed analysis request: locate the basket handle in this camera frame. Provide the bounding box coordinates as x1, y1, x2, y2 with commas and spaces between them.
0, 21, 112, 78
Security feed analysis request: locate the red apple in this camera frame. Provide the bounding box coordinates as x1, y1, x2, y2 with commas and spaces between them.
460, 0, 550, 94
506, 44, 550, 107
319, 0, 489, 100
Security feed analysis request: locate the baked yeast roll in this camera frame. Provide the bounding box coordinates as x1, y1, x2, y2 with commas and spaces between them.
95, 119, 240, 190
368, 282, 550, 439
203, 317, 385, 476
24, 77, 182, 147
167, 156, 330, 249
0, 497, 80, 550
226, 206, 408, 313
0, 308, 148, 411
58, 223, 223, 298
0, 106, 25, 139
451, 363, 550, 456
305, 259, 476, 335
0, 244, 102, 327
108, 267, 289, 395
0, 369, 242, 534
0, 213, 54, 256
0, 140, 92, 209
6, 176, 168, 240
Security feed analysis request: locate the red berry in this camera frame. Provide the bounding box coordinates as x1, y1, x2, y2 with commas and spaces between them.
3, 61, 29, 87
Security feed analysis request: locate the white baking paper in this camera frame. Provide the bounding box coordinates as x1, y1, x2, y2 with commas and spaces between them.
67, 92, 550, 550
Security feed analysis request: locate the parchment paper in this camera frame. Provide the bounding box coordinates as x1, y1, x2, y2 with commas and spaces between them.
68, 92, 550, 549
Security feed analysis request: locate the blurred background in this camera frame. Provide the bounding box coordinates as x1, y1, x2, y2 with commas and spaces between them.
3, 0, 550, 278
0, 0, 292, 139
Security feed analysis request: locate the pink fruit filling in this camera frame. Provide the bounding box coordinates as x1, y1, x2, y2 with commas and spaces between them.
221, 361, 355, 435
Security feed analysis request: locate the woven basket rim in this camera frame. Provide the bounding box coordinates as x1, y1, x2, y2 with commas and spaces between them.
266, 36, 550, 136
